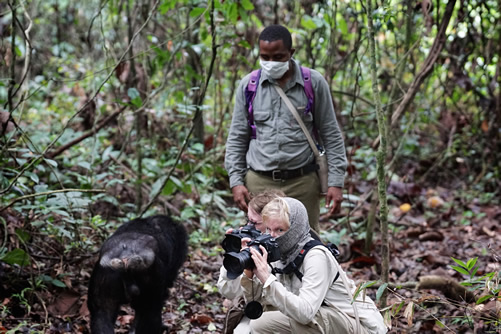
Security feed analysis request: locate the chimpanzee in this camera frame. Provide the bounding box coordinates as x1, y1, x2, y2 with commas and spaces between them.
87, 215, 188, 334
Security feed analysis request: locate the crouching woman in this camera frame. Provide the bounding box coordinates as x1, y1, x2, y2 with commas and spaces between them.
241, 197, 387, 334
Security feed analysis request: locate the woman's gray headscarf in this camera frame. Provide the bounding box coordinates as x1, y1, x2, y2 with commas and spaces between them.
276, 197, 312, 266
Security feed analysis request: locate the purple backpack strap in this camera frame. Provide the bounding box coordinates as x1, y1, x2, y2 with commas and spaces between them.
244, 69, 261, 139
301, 66, 320, 140
300, 67, 314, 114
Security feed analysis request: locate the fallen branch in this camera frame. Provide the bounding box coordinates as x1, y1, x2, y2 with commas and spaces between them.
370, 275, 476, 303
417, 275, 476, 303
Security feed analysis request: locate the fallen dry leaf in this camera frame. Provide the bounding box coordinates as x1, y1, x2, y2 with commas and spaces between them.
190, 314, 213, 325
400, 203, 412, 213
427, 196, 445, 208
403, 301, 414, 327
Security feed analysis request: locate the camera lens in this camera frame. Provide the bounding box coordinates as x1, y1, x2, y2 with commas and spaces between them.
221, 234, 243, 253
223, 249, 254, 279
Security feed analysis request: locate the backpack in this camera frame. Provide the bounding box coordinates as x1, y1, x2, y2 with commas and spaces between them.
271, 239, 340, 283
245, 67, 315, 139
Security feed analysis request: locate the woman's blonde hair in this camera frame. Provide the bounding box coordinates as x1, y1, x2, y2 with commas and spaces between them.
261, 197, 290, 228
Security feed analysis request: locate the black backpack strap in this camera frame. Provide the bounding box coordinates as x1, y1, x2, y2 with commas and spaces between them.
276, 240, 341, 283
280, 240, 323, 281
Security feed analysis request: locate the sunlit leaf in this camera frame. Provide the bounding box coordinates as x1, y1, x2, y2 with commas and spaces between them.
451, 257, 467, 269
338, 16, 348, 35
451, 265, 470, 276
301, 17, 317, 30
466, 257, 478, 271
240, 0, 254, 10
189, 7, 206, 17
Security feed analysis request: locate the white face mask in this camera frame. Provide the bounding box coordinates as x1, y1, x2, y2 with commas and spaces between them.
259, 59, 290, 79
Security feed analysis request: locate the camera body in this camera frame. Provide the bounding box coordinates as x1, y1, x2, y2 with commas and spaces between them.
223, 233, 281, 279
221, 225, 262, 253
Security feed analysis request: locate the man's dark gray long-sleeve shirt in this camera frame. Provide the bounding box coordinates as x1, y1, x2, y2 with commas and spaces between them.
225, 60, 347, 189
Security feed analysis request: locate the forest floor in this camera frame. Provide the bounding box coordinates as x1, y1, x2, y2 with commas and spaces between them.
0, 181, 500, 334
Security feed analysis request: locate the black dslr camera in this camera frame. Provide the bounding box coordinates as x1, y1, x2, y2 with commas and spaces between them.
222, 233, 281, 279
221, 225, 262, 254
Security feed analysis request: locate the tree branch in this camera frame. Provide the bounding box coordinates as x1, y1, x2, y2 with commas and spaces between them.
44, 106, 127, 159
372, 0, 457, 148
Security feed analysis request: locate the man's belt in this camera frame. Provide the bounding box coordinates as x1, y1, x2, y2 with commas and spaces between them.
251, 164, 319, 181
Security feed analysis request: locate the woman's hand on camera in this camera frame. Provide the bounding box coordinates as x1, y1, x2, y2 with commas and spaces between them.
250, 245, 270, 284
240, 237, 252, 250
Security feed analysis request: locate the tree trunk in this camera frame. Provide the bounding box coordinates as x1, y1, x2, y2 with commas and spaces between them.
366, 0, 390, 307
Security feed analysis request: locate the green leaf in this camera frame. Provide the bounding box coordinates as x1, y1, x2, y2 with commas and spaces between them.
78, 161, 91, 170
15, 229, 31, 243
189, 7, 206, 17
39, 274, 66, 288
301, 17, 317, 30
451, 265, 470, 276
228, 3, 238, 24
352, 280, 377, 301
337, 16, 348, 35
159, 0, 176, 14
451, 257, 467, 269
45, 158, 58, 168
50, 279, 67, 288
476, 294, 493, 304
435, 320, 445, 328
238, 40, 251, 48
162, 179, 176, 196
127, 88, 142, 107
466, 257, 478, 270
240, 0, 254, 10
28, 172, 39, 184
170, 175, 184, 189
376, 283, 389, 303
392, 300, 405, 315
127, 88, 140, 100
1, 248, 30, 266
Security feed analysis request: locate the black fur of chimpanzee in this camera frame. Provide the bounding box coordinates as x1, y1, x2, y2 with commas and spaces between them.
87, 215, 188, 334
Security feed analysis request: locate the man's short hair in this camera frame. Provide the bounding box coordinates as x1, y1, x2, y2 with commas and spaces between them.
258, 25, 292, 50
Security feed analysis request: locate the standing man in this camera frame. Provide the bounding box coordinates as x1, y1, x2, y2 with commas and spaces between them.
225, 24, 347, 232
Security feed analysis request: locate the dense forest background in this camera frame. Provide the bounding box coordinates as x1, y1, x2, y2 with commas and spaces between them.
0, 0, 500, 333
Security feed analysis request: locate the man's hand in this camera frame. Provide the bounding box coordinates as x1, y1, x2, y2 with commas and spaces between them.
232, 185, 250, 212
325, 186, 343, 216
